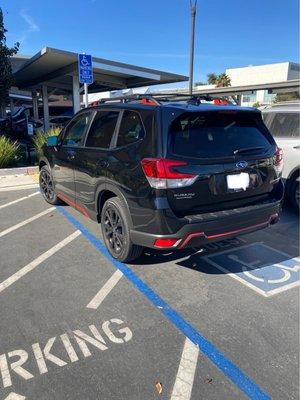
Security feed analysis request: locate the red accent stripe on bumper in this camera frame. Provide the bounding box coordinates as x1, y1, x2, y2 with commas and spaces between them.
178, 213, 278, 249
178, 232, 205, 249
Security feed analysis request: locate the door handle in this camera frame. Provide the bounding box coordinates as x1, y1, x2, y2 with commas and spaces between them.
293, 145, 300, 149
67, 149, 76, 160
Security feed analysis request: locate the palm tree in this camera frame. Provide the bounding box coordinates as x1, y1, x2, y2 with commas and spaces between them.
207, 73, 218, 85
216, 73, 231, 87
206, 72, 231, 87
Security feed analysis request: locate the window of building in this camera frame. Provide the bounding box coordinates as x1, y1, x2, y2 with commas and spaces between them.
85, 111, 119, 148
263, 91, 276, 103
242, 93, 256, 103
116, 111, 145, 147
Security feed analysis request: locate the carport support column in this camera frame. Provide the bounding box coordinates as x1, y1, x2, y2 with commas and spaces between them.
72, 74, 80, 114
0, 104, 5, 118
42, 85, 50, 131
32, 90, 39, 121
9, 98, 14, 116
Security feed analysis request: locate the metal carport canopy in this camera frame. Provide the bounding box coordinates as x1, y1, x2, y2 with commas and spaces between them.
14, 47, 188, 93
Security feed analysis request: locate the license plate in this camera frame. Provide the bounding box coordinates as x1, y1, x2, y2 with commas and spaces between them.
227, 173, 250, 191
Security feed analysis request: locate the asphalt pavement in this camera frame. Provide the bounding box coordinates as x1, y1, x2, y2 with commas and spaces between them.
0, 188, 299, 400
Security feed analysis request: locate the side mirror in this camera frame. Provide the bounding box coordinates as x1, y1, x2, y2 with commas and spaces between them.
46, 135, 58, 147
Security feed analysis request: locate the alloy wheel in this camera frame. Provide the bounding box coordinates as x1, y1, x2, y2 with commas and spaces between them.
40, 169, 55, 202
103, 207, 124, 254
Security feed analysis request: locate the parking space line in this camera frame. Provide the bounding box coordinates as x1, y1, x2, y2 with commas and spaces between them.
203, 243, 300, 297
0, 192, 39, 210
86, 270, 123, 309
0, 230, 81, 294
57, 206, 271, 400
203, 260, 300, 298
0, 184, 39, 192
0, 207, 55, 238
171, 337, 199, 400
3, 392, 26, 400
256, 243, 300, 263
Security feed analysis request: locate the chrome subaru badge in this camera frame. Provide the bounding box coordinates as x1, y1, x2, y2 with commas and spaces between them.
236, 161, 248, 169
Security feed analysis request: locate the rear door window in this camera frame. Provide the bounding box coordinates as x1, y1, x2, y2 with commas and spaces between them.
265, 112, 300, 138
116, 110, 145, 147
85, 111, 119, 148
168, 111, 274, 159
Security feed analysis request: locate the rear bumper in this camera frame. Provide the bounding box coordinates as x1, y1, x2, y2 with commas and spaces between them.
130, 190, 283, 250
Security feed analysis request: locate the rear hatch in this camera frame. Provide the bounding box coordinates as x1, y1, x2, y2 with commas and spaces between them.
162, 107, 279, 216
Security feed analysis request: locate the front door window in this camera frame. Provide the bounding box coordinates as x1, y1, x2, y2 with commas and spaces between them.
62, 112, 92, 146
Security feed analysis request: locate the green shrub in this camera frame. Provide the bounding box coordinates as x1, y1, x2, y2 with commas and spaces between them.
33, 127, 61, 157
252, 101, 261, 108
0, 136, 20, 168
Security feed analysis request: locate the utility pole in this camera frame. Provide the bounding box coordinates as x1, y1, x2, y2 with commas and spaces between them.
189, 0, 197, 95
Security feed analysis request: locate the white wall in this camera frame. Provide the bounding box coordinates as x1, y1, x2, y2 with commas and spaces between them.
225, 62, 299, 106
194, 84, 216, 90
226, 62, 291, 86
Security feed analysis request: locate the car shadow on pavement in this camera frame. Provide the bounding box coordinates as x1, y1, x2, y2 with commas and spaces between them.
174, 242, 299, 275
130, 204, 299, 274
133, 247, 235, 274
133, 237, 299, 276
130, 242, 238, 272
131, 248, 197, 265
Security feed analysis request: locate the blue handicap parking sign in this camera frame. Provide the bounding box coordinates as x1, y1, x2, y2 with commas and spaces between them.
204, 243, 300, 297
78, 54, 93, 84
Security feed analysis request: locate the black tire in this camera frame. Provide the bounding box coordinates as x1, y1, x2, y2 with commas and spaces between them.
39, 165, 62, 205
101, 197, 143, 262
289, 176, 300, 213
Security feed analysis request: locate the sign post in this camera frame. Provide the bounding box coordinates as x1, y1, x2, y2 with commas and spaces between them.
84, 83, 88, 108
78, 54, 93, 108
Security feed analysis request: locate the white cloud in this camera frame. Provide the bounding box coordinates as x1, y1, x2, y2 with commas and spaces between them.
18, 9, 39, 43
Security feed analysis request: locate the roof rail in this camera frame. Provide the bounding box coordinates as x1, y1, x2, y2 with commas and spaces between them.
99, 94, 160, 105
150, 93, 214, 105
96, 92, 214, 106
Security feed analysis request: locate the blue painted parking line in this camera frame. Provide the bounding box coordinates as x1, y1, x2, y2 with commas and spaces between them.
204, 243, 300, 297
56, 206, 270, 400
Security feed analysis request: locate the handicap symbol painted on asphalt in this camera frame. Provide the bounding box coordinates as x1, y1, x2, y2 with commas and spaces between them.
203, 243, 300, 297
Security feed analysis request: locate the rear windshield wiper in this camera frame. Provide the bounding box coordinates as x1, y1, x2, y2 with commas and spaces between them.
233, 146, 264, 155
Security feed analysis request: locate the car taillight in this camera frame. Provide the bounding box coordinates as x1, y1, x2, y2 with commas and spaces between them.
273, 148, 283, 175
141, 158, 198, 189
153, 238, 181, 248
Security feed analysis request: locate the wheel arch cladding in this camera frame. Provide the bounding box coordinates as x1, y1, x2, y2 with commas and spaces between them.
98, 190, 117, 221
39, 159, 47, 170
97, 186, 133, 227
288, 167, 300, 182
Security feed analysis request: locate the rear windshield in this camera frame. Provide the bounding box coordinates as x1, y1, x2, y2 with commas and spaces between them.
168, 111, 274, 159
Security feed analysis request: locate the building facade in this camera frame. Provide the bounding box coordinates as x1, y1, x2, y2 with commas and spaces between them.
226, 62, 300, 106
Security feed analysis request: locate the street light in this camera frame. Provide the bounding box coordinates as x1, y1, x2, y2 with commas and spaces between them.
189, 0, 197, 95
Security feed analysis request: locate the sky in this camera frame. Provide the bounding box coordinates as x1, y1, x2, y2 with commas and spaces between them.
1, 0, 299, 84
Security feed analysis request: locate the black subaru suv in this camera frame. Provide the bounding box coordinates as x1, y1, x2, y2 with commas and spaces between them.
39, 94, 284, 262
